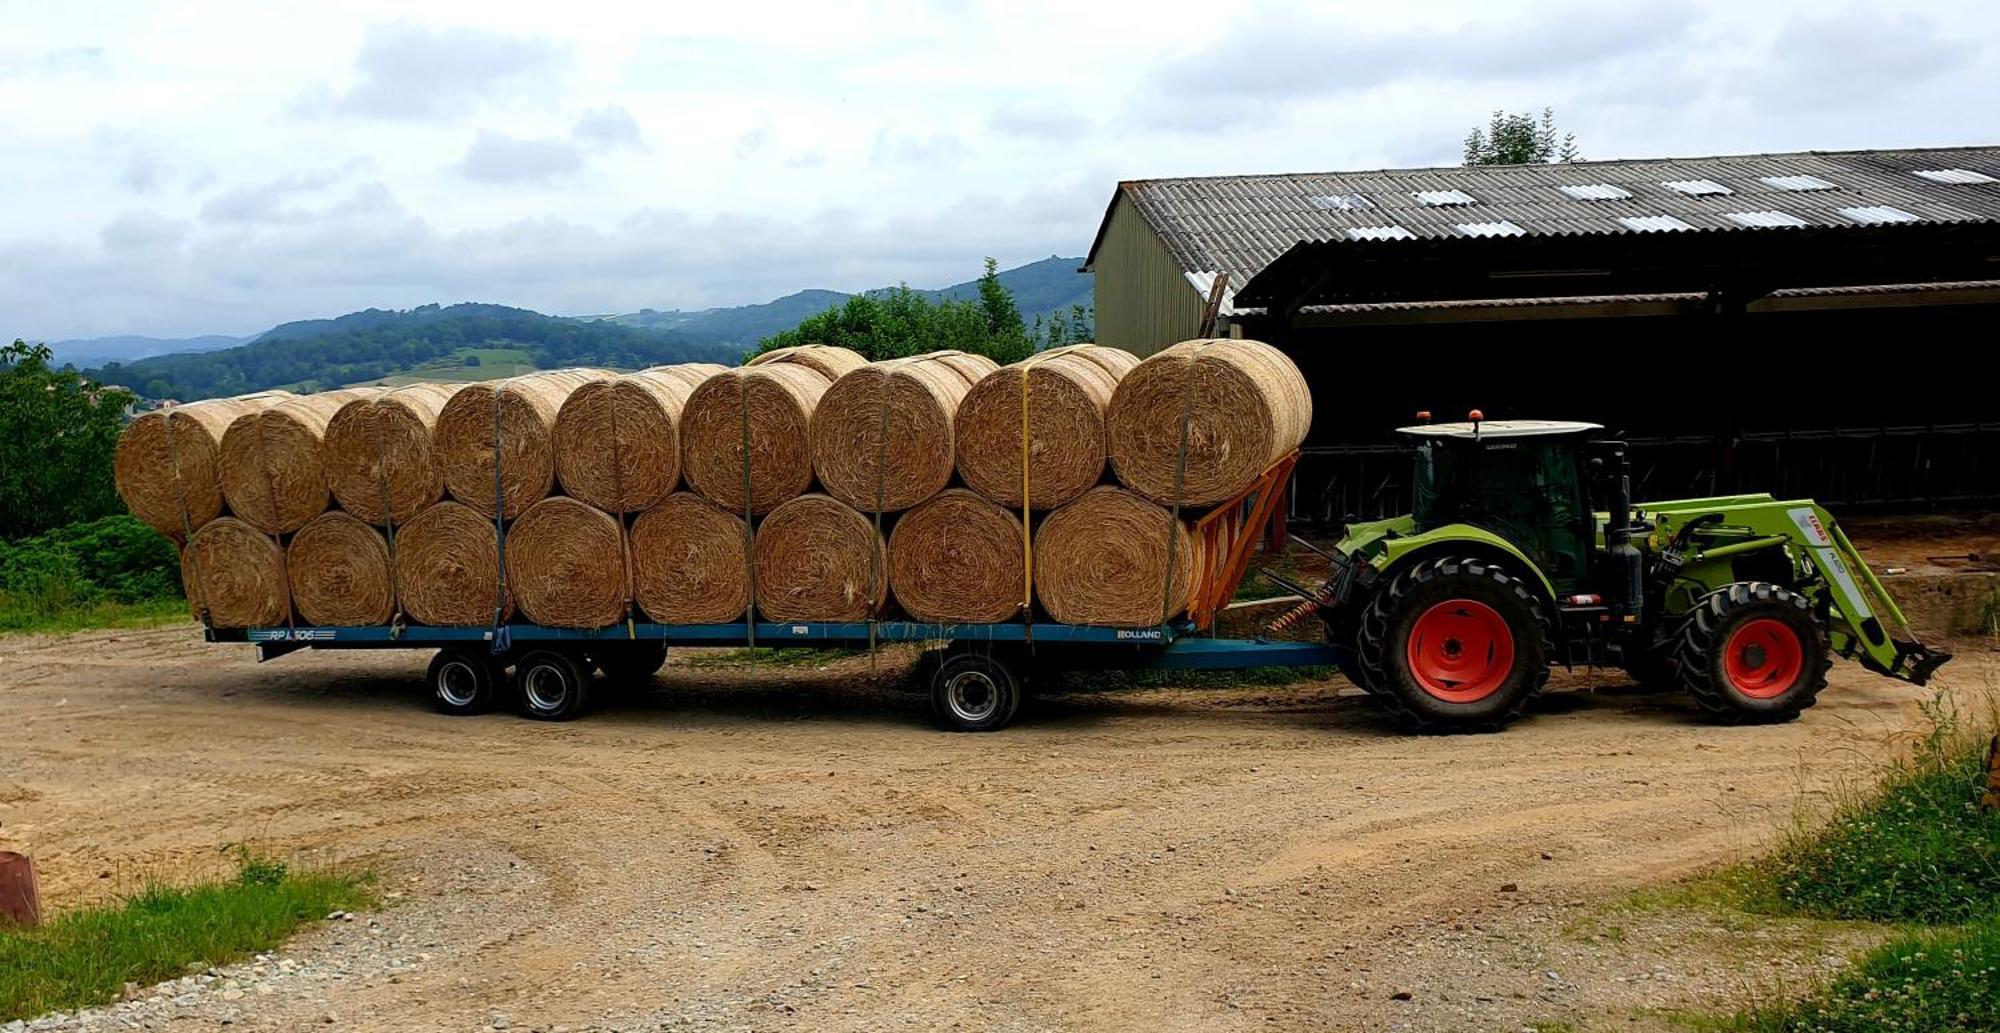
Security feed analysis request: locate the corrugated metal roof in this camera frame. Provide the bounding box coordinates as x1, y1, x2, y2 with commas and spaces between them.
1088, 145, 2000, 287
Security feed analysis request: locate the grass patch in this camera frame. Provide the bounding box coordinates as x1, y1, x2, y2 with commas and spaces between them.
1723, 917, 2000, 1031
0, 595, 190, 635
1689, 698, 2000, 1030
0, 850, 372, 1022
1755, 703, 2000, 925
680, 646, 869, 669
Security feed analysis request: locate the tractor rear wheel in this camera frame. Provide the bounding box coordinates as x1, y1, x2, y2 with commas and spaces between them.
1357, 556, 1549, 733
1674, 582, 1829, 724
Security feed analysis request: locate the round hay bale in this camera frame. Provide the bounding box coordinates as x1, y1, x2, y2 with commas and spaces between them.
925, 350, 1001, 387
322, 383, 462, 526
1106, 339, 1312, 507
394, 501, 511, 626
504, 496, 628, 629
888, 488, 1025, 623
434, 369, 612, 519
115, 391, 295, 538
954, 345, 1135, 511
746, 344, 868, 381
1032, 486, 1204, 626
553, 363, 726, 513
287, 511, 393, 626
180, 517, 290, 628
754, 494, 887, 621
218, 389, 378, 534
679, 363, 832, 515
810, 352, 977, 513
1070, 343, 1140, 380
630, 492, 750, 624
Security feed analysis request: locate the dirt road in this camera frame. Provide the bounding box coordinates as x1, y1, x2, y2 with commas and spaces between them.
2, 626, 1993, 1031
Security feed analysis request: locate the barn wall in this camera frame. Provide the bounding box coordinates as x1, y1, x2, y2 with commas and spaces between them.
1090, 195, 1205, 357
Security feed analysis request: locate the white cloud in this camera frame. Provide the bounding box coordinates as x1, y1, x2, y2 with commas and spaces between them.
2, 0, 1998, 340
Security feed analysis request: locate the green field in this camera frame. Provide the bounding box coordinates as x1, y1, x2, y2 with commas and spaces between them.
343, 346, 538, 387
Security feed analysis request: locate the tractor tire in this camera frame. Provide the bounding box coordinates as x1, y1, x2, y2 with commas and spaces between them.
1673, 582, 1830, 724
1357, 556, 1550, 733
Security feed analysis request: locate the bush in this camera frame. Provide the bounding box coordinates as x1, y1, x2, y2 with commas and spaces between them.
0, 515, 181, 605
1760, 704, 2000, 925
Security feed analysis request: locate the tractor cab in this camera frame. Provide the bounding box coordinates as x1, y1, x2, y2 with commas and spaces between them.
1398, 417, 1611, 593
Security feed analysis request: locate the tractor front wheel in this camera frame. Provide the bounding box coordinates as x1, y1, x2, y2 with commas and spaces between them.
1674, 582, 1829, 724
1358, 556, 1549, 733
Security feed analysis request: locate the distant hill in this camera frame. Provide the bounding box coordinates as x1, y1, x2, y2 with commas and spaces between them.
48, 334, 246, 368
90, 303, 734, 402
607, 256, 1091, 348
69, 257, 1094, 401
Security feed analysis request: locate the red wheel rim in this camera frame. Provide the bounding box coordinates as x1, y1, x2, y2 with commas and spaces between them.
1405, 599, 1515, 703
1722, 618, 1804, 698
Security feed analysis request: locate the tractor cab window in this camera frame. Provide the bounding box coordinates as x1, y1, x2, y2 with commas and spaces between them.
1411, 437, 1591, 590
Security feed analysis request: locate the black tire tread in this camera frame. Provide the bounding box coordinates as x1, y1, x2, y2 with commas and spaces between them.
1673, 581, 1830, 724
1354, 555, 1551, 734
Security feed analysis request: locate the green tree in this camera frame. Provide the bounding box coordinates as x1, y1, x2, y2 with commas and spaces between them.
1463, 107, 1579, 166
0, 341, 133, 538
755, 260, 1034, 365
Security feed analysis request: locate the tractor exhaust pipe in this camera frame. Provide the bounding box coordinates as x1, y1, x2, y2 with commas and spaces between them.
1601, 440, 1643, 624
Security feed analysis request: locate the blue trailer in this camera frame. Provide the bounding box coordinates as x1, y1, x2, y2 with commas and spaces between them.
207, 619, 1347, 731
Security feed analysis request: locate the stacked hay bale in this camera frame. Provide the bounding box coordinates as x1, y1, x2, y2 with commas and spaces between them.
121, 338, 1311, 632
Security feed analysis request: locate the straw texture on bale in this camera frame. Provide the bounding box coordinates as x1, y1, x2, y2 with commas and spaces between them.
180, 517, 290, 629
1032, 486, 1203, 627
888, 489, 1025, 623
1106, 339, 1312, 507
753, 494, 887, 621
286, 511, 393, 626
955, 344, 1137, 511
218, 389, 377, 535
394, 501, 510, 626
630, 492, 750, 624
810, 352, 981, 513
322, 383, 462, 526
745, 344, 868, 381
923, 350, 1001, 387
504, 496, 629, 629
434, 369, 611, 519
553, 363, 726, 513
679, 363, 832, 515
115, 391, 296, 538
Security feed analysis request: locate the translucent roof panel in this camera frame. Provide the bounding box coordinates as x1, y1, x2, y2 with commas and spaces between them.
1762, 175, 1837, 191
1912, 168, 1998, 185
1723, 210, 1810, 228
1558, 183, 1632, 201
1617, 215, 1697, 232
1412, 189, 1477, 207
1456, 220, 1527, 238
1836, 205, 1920, 224
1663, 179, 1733, 196
1310, 193, 1373, 211
1346, 225, 1417, 241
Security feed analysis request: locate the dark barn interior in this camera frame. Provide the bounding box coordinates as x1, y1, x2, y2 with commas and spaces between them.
1276, 300, 2000, 523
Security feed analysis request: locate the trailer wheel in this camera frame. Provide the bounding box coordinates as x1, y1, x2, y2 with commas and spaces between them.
593, 642, 668, 686
929, 651, 1021, 732
1674, 582, 1829, 724
427, 647, 500, 716
1357, 556, 1549, 733
516, 649, 592, 721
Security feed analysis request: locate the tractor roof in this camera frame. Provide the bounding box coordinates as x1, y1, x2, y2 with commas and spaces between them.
1395, 419, 1602, 440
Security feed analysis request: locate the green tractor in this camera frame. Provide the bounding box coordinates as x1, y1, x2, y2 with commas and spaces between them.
1309, 415, 1952, 732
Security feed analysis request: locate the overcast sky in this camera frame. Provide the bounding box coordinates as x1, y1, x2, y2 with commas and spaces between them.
5, 0, 1997, 340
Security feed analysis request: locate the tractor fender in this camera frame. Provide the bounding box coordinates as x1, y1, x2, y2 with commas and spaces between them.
1371, 524, 1561, 612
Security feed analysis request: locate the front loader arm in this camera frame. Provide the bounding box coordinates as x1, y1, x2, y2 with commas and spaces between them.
1787, 505, 1952, 686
